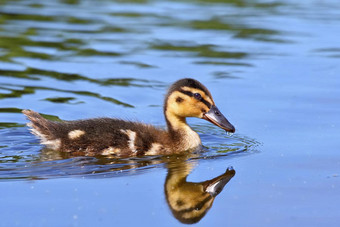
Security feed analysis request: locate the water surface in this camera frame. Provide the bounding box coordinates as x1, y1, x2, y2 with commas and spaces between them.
0, 0, 340, 226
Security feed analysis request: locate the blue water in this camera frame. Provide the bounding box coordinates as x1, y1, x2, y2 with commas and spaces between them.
1, 0, 340, 226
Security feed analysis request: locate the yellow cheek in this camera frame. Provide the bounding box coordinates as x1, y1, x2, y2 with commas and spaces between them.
179, 101, 206, 117
167, 92, 210, 118
196, 104, 209, 118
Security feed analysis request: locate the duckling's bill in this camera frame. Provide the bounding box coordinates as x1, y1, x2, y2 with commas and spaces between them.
204, 166, 236, 197
202, 105, 235, 133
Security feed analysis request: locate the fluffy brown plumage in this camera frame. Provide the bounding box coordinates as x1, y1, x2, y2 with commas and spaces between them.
23, 78, 235, 156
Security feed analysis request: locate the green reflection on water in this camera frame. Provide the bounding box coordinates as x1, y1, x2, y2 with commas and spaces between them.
119, 61, 156, 68
0, 86, 35, 99
194, 61, 253, 67
0, 83, 134, 107
0, 107, 62, 122
61, 0, 80, 5
0, 67, 155, 87
180, 0, 283, 8
191, 19, 233, 30
191, 19, 284, 42
152, 43, 248, 59
28, 3, 44, 8
0, 11, 55, 22
0, 107, 23, 113
43, 97, 82, 104
0, 122, 25, 129
0, 33, 121, 63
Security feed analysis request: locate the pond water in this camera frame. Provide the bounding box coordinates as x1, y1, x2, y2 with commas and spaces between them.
0, 0, 340, 226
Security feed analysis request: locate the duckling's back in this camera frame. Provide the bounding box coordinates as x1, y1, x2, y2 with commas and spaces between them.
23, 110, 170, 156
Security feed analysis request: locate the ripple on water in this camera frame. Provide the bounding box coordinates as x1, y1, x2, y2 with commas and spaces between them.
0, 125, 259, 181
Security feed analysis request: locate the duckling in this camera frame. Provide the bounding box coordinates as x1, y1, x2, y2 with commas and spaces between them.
23, 78, 235, 156
165, 158, 235, 224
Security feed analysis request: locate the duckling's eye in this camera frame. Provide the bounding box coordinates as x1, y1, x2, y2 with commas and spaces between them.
193, 93, 201, 100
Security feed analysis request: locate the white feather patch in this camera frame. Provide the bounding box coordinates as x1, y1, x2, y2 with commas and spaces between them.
120, 129, 137, 153
68, 130, 85, 139
101, 147, 120, 155
27, 123, 61, 150
42, 139, 61, 150
145, 143, 162, 156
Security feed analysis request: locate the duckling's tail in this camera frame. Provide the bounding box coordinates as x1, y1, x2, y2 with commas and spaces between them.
22, 110, 60, 149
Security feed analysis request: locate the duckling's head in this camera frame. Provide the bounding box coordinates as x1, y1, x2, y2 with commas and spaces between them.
164, 78, 235, 133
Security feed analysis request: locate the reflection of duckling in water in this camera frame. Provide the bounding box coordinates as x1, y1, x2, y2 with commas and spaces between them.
165, 158, 235, 224
35, 150, 234, 223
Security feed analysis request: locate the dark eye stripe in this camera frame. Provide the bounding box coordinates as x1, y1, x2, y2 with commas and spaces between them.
179, 89, 212, 109
176, 195, 212, 214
